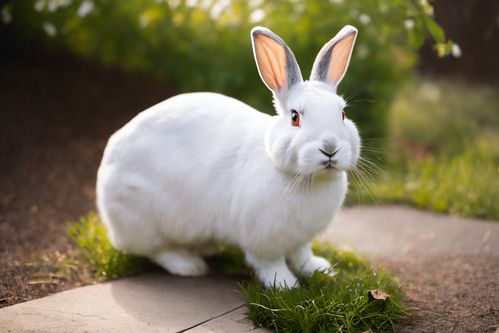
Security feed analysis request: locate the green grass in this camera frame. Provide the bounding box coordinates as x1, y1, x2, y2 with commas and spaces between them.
348, 79, 499, 220
69, 213, 407, 332
68, 212, 152, 279
241, 243, 407, 333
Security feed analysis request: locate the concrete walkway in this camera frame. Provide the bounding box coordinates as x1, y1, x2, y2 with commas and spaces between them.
1, 206, 498, 332
0, 273, 266, 333
325, 205, 499, 258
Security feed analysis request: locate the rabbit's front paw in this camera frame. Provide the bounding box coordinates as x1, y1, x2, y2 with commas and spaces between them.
247, 254, 299, 289
261, 267, 298, 289
301, 255, 335, 276
288, 246, 336, 277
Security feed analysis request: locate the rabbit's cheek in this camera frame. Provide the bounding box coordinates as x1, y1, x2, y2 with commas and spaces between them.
266, 134, 296, 170
344, 119, 361, 162
296, 141, 324, 173
334, 146, 353, 170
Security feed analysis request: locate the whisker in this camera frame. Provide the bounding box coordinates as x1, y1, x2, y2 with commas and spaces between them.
281, 172, 302, 199
348, 168, 363, 204
307, 174, 313, 195
353, 164, 383, 203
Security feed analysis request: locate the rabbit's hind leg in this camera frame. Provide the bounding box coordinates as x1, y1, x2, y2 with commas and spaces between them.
152, 248, 208, 276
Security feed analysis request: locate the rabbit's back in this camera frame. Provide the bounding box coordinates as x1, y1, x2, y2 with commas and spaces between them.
96, 93, 271, 255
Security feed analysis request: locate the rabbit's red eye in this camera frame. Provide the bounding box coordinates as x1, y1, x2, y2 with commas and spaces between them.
342, 111, 346, 121
291, 110, 300, 127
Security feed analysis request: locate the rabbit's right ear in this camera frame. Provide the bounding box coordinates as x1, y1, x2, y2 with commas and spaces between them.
251, 27, 303, 94
310, 25, 358, 89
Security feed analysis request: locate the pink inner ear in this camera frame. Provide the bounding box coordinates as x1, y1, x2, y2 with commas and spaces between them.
255, 34, 287, 91
327, 32, 356, 84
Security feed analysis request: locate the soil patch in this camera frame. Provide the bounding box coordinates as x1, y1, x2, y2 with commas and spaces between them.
0, 52, 174, 306
388, 256, 499, 332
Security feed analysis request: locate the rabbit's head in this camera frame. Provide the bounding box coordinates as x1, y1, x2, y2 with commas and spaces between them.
251, 26, 361, 176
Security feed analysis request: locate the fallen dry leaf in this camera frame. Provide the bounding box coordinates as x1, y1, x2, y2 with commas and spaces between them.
368, 289, 390, 301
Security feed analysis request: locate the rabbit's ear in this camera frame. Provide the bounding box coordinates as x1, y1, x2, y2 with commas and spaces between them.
310, 25, 357, 88
251, 27, 303, 94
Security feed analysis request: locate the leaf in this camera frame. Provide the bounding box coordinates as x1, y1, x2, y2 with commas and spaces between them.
408, 19, 425, 49
424, 16, 445, 43
434, 41, 454, 58
368, 289, 390, 301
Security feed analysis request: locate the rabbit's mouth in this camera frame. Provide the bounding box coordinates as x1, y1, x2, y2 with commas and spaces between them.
321, 160, 337, 170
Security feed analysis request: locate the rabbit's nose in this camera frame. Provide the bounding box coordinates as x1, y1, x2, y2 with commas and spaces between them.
322, 142, 337, 154
319, 147, 340, 158
319, 133, 338, 152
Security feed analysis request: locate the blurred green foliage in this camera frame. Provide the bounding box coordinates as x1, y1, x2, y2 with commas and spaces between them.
349, 79, 499, 220
3, 0, 452, 142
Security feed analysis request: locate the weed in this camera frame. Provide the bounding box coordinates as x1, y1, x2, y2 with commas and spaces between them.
68, 212, 152, 279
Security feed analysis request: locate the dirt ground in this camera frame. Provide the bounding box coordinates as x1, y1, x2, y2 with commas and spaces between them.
393, 256, 498, 332
0, 52, 173, 306
1, 54, 498, 332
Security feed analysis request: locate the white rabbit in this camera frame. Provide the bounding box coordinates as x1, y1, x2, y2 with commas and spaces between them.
96, 25, 360, 288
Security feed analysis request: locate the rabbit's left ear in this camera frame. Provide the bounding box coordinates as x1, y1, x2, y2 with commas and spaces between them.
310, 25, 358, 88
251, 26, 303, 94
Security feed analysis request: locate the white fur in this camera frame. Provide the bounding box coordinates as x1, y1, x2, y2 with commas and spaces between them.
96, 26, 360, 288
